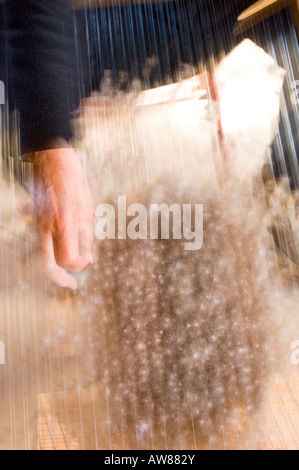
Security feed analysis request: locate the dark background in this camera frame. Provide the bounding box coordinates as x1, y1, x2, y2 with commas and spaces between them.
0, 0, 299, 186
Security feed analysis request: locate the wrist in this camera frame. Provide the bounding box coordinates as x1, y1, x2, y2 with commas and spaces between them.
20, 138, 72, 163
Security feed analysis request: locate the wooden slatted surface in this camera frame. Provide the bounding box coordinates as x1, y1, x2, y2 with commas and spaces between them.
37, 372, 299, 450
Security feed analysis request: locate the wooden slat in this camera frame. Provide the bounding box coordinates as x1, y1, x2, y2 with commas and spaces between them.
234, 0, 297, 35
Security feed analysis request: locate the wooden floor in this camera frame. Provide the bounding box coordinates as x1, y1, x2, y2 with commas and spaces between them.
37, 372, 299, 450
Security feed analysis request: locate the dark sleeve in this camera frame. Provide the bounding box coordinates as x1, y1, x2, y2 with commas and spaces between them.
3, 0, 80, 154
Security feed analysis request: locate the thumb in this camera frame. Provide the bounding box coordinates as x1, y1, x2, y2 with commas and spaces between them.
40, 231, 78, 290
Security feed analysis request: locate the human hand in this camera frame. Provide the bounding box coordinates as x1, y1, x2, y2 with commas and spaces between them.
28, 147, 94, 290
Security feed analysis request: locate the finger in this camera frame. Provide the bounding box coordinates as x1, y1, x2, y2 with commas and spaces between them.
40, 232, 78, 290
53, 220, 90, 272
79, 215, 94, 263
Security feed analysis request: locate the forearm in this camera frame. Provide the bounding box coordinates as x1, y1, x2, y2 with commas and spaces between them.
3, 0, 77, 154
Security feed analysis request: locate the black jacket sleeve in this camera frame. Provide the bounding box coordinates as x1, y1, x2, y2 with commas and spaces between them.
3, 0, 80, 154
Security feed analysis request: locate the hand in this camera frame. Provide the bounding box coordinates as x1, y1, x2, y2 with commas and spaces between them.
29, 146, 94, 290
